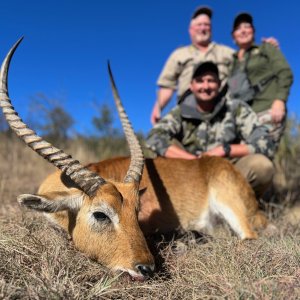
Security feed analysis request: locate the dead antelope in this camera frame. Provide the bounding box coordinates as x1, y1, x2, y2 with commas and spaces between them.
0, 39, 267, 281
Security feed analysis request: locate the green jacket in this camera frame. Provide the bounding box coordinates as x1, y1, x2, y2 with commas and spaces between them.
230, 43, 293, 113
146, 92, 275, 159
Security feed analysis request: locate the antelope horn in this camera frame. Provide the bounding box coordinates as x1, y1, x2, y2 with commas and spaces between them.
0, 38, 106, 197
107, 62, 144, 184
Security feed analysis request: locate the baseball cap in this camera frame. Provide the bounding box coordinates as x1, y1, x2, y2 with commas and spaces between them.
191, 6, 213, 19
232, 13, 253, 31
192, 61, 219, 80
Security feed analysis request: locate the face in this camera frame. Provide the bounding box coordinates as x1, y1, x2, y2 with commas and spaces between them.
67, 183, 155, 281
189, 14, 211, 46
233, 22, 254, 48
190, 72, 220, 102
21, 178, 155, 281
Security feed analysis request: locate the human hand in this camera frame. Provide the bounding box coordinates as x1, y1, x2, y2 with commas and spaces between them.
271, 99, 285, 123
150, 105, 161, 125
202, 146, 225, 157
262, 37, 280, 48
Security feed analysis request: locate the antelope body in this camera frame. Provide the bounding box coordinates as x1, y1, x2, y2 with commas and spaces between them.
0, 39, 267, 281
44, 156, 267, 236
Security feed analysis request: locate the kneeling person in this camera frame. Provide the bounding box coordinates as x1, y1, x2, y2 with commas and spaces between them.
146, 61, 275, 198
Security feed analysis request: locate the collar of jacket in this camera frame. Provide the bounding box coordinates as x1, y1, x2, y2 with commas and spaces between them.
179, 91, 226, 121
233, 43, 259, 58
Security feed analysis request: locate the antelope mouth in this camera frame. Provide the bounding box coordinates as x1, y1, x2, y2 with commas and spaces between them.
129, 273, 148, 282
128, 270, 152, 282
114, 266, 155, 282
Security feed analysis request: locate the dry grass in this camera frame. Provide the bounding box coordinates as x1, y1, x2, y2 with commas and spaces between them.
1, 134, 300, 299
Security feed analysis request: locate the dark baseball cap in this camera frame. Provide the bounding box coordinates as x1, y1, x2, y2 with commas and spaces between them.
192, 61, 219, 80
232, 13, 253, 31
191, 6, 213, 19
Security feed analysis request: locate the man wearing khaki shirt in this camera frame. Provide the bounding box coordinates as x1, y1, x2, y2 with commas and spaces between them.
150, 6, 234, 125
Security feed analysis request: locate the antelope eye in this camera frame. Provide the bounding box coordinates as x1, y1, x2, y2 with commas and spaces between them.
93, 212, 110, 222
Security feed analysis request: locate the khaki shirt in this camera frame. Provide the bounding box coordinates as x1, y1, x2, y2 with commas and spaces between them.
157, 42, 234, 97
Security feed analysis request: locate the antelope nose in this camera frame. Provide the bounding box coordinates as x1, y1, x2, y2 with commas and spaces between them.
136, 263, 155, 277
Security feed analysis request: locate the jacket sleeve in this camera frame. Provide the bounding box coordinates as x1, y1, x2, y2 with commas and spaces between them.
146, 107, 182, 156
234, 101, 276, 159
263, 43, 293, 102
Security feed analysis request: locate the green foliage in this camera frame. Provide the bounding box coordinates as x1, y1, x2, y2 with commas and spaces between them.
89, 103, 146, 158
92, 103, 119, 137
29, 93, 74, 146
272, 117, 300, 207
43, 106, 74, 141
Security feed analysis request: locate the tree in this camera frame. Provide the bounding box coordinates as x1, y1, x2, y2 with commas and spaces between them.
92, 103, 119, 137
29, 93, 74, 145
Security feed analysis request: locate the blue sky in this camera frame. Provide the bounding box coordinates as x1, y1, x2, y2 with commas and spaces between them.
1, 0, 299, 135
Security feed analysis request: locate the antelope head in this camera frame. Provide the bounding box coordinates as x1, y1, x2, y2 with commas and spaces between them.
0, 38, 155, 280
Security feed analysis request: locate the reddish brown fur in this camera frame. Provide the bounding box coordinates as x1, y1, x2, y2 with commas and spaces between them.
27, 156, 267, 279
37, 173, 155, 278
87, 156, 266, 236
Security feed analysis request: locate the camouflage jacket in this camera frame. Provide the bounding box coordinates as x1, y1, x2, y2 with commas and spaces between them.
146, 92, 275, 159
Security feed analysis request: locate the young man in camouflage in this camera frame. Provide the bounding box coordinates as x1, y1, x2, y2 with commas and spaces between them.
146, 61, 275, 199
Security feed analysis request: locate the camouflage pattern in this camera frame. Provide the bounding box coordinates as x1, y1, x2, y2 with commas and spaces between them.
146, 92, 275, 159
257, 109, 286, 146
157, 42, 234, 97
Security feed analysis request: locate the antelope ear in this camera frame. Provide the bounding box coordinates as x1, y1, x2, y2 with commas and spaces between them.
17, 193, 84, 213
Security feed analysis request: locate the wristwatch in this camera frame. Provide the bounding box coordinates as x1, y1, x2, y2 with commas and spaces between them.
222, 143, 231, 157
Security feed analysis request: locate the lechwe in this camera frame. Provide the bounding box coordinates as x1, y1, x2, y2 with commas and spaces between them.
0, 38, 267, 281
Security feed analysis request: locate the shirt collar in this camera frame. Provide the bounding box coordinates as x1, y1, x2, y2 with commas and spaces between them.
190, 41, 216, 53
233, 43, 259, 58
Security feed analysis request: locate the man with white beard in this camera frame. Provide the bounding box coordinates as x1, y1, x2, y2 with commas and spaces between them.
150, 7, 233, 125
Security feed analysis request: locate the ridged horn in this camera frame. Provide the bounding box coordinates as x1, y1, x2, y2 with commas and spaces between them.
107, 62, 144, 183
0, 38, 106, 197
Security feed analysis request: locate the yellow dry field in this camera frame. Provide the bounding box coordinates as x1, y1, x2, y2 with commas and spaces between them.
1, 135, 299, 299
